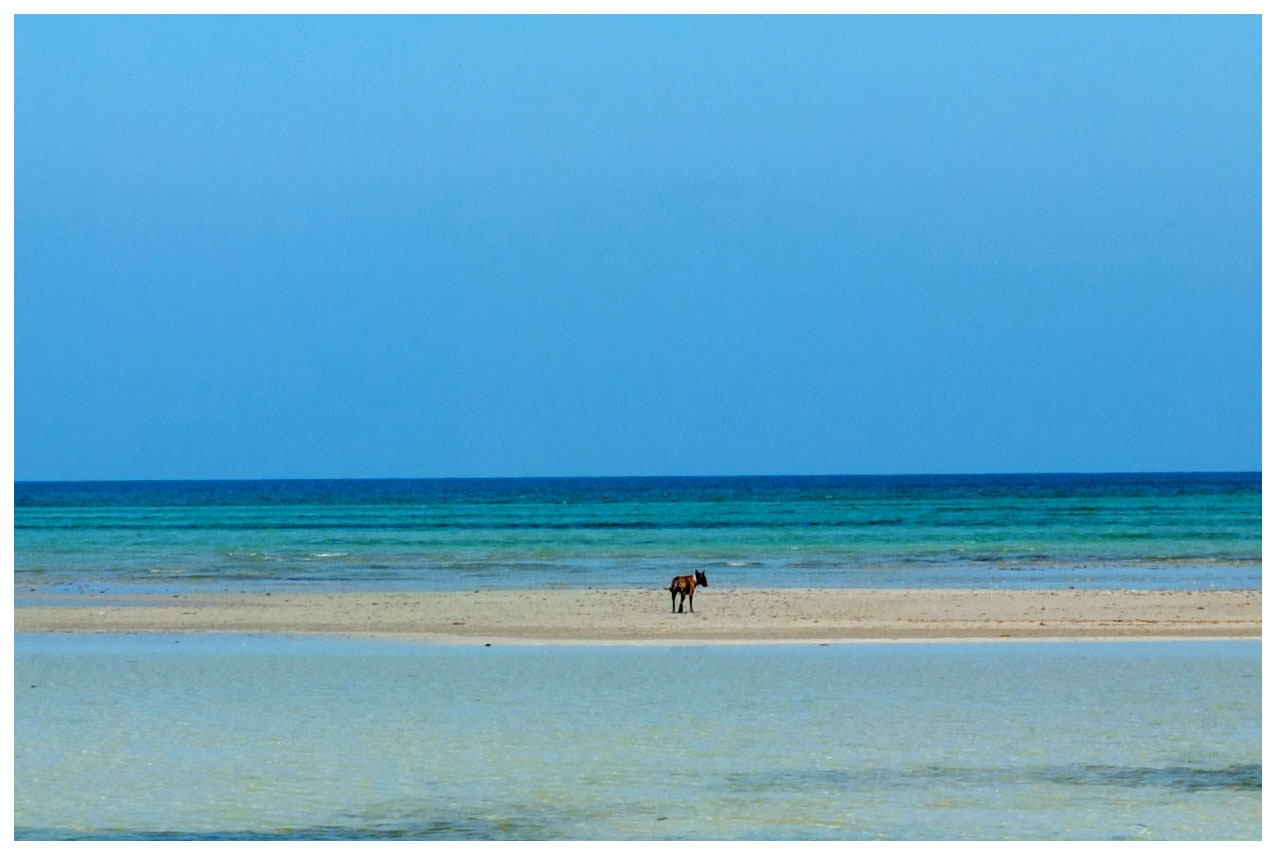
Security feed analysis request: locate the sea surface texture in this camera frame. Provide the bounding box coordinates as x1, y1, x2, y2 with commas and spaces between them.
15, 473, 1260, 592
14, 635, 1260, 840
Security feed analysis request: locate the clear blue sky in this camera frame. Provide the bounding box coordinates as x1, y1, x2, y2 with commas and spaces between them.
15, 15, 1260, 480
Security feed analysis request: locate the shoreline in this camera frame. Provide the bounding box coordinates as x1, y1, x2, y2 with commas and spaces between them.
13, 587, 1260, 645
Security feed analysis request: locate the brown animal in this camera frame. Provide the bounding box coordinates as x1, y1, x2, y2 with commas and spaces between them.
669, 570, 708, 613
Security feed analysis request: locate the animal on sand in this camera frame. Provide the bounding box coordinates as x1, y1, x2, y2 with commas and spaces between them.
669, 570, 708, 613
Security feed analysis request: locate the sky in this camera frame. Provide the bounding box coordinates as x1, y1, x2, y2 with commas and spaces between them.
14, 15, 1261, 480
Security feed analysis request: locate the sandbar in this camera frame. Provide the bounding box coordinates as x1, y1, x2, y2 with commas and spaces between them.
13, 587, 1261, 644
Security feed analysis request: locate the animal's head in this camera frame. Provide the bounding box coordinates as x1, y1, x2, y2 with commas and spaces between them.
695, 570, 708, 587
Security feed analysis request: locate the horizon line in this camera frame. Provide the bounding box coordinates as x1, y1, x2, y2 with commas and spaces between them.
13, 469, 1262, 485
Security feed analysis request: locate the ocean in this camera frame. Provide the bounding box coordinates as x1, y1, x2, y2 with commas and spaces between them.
13, 472, 1262, 839
14, 472, 1261, 593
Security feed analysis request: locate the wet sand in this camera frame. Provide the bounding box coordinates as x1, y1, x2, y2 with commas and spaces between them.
12, 588, 1260, 644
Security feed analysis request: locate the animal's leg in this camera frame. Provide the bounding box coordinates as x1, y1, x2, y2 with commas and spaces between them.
671, 590, 677, 613
677, 592, 685, 613
689, 590, 694, 613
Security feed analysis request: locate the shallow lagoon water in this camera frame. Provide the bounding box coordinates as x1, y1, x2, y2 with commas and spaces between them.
14, 634, 1260, 840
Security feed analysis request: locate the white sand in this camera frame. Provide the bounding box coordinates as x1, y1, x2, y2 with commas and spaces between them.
13, 587, 1260, 644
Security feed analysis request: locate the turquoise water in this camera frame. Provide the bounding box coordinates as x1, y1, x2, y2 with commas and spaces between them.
14, 635, 1260, 840
16, 474, 1260, 840
14, 473, 1262, 592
